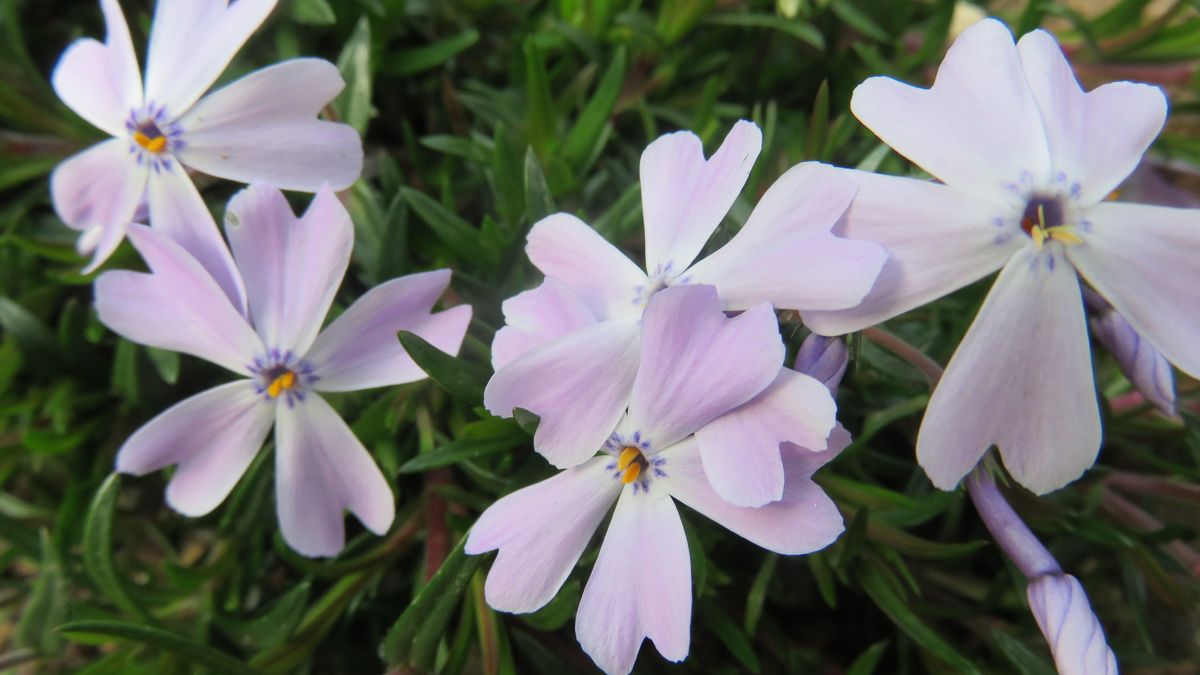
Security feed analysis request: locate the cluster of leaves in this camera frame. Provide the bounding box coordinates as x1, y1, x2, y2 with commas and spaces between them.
1, 0, 1199, 672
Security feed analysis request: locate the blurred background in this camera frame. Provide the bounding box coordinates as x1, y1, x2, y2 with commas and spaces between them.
0, 0, 1197, 672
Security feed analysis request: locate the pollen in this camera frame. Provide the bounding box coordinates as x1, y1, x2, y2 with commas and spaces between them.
133, 130, 168, 153
266, 370, 297, 399
1020, 198, 1080, 251
617, 446, 645, 484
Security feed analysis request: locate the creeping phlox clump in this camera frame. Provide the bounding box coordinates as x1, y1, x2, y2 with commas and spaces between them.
45, 3, 1200, 672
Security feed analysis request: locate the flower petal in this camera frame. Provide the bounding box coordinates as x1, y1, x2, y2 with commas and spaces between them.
275, 392, 394, 557
686, 162, 886, 311
576, 488, 691, 675
661, 437, 844, 554
694, 369, 835, 507
641, 120, 762, 274
625, 285, 783, 450
116, 380, 274, 516
491, 277, 597, 370
1066, 201, 1200, 380
1016, 30, 1166, 206
484, 316, 641, 469
466, 457, 619, 614
1026, 574, 1119, 675
51, 0, 142, 137
802, 170, 1019, 335
177, 59, 362, 191
224, 183, 351, 356
850, 18, 1050, 200
94, 225, 263, 374
78, 221, 129, 275
146, 159, 247, 313
51, 138, 147, 238
525, 213, 647, 321
918, 247, 1100, 494
144, 0, 278, 117
305, 270, 472, 391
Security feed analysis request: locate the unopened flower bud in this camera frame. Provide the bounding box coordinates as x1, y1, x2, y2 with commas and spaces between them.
795, 334, 848, 395
1089, 304, 1177, 418
1027, 574, 1119, 675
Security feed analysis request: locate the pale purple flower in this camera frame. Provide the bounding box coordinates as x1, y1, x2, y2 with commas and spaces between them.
467, 285, 845, 675
94, 184, 471, 557
967, 469, 1118, 674
485, 121, 883, 506
51, 0, 362, 301
804, 18, 1200, 494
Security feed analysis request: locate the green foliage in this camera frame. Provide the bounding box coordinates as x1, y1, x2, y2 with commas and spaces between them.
0, 0, 1198, 673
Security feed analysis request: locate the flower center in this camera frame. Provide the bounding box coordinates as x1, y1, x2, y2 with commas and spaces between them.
265, 368, 298, 399
1020, 195, 1081, 250
603, 432, 667, 493
248, 349, 316, 405
133, 121, 168, 154
617, 446, 648, 484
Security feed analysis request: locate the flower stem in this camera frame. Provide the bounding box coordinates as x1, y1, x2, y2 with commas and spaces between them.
965, 468, 1061, 579
861, 327, 944, 385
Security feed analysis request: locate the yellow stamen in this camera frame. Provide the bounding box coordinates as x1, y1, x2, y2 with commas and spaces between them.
133, 131, 167, 153
1030, 225, 1046, 250
1106, 189, 1120, 201
621, 463, 641, 484
618, 446, 643, 484
267, 371, 297, 399
1047, 227, 1082, 245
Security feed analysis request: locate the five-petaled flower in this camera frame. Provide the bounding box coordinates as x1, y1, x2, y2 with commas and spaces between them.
485, 120, 883, 506
467, 284, 845, 675
94, 184, 471, 557
803, 18, 1200, 494
52, 0, 362, 300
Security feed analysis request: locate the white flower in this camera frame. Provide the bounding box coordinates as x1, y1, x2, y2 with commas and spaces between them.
805, 18, 1200, 495
51, 0, 362, 305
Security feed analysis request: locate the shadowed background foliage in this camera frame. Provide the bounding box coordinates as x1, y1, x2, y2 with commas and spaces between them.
1, 0, 1198, 672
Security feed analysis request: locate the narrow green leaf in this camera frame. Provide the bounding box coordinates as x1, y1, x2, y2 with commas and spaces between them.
857, 564, 979, 673
59, 621, 263, 675
145, 347, 179, 385
805, 80, 829, 160
15, 530, 68, 655
217, 583, 311, 651
399, 434, 526, 473
830, 0, 890, 41
290, 0, 336, 24
402, 187, 494, 266
492, 126, 525, 228
705, 13, 825, 50
0, 296, 59, 366
744, 553, 776, 635
382, 534, 483, 667
523, 40, 555, 159
23, 426, 90, 456
846, 640, 890, 675
991, 629, 1057, 675
521, 580, 581, 631
513, 408, 540, 436
83, 475, 148, 619
699, 600, 761, 673
523, 147, 555, 223
397, 330, 490, 405
390, 30, 480, 76
335, 17, 374, 134
563, 49, 626, 168
836, 507, 870, 568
